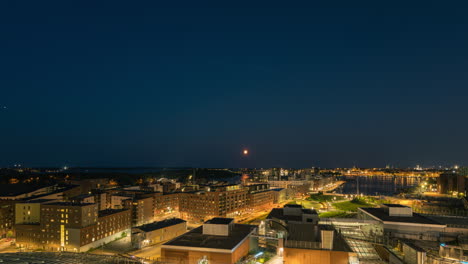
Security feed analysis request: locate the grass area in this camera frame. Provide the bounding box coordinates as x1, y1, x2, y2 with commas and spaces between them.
332, 197, 378, 212
320, 196, 387, 217
308, 193, 345, 202
333, 200, 371, 212
319, 211, 356, 218
289, 199, 322, 209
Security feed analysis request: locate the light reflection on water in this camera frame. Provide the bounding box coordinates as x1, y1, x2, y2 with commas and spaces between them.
335, 175, 423, 196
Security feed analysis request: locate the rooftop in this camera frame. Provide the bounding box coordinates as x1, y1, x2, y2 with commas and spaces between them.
270, 188, 285, 191
426, 215, 468, 227
45, 202, 95, 207
285, 204, 302, 208
0, 184, 53, 197
205, 218, 234, 225
359, 207, 445, 225
267, 207, 317, 222
382, 204, 407, 207
17, 199, 55, 204
135, 218, 186, 232
163, 224, 256, 250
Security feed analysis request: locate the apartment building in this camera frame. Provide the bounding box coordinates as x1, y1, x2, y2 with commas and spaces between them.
178, 185, 248, 222
246, 184, 274, 210
15, 201, 131, 252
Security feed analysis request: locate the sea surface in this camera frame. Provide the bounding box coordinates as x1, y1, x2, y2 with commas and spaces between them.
335, 175, 422, 196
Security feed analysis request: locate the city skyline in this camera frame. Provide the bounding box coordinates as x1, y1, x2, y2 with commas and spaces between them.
2, 1, 468, 168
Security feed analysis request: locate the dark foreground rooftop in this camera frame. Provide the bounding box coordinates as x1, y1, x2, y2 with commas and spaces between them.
0, 184, 53, 197
267, 207, 317, 222
359, 207, 445, 225
135, 218, 186, 232
163, 224, 256, 250
45, 202, 95, 207
205, 217, 233, 225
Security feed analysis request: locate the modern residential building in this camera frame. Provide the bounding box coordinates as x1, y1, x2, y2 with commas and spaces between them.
126, 195, 154, 226
265, 180, 311, 198
154, 192, 179, 217
246, 184, 274, 210
0, 200, 15, 238
178, 185, 248, 222
270, 188, 287, 204
161, 218, 257, 264
438, 172, 467, 196
15, 201, 131, 252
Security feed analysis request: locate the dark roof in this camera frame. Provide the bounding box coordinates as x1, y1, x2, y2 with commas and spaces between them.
267, 208, 317, 222
302, 209, 316, 215
285, 224, 353, 252
98, 209, 128, 217
426, 216, 468, 227
285, 204, 302, 208
163, 224, 256, 250
205, 218, 234, 225
136, 218, 186, 232
359, 208, 445, 225
45, 202, 95, 207
20, 184, 80, 200
382, 204, 407, 207
0, 184, 53, 197
18, 199, 54, 204
271, 188, 284, 191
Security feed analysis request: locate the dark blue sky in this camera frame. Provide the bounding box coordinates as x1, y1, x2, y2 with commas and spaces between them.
1, 1, 468, 168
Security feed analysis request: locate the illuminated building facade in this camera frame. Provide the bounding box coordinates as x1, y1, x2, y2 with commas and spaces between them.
15, 202, 131, 252
179, 185, 248, 222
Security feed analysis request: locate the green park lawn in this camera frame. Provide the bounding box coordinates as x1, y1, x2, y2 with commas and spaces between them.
308, 193, 345, 203
319, 211, 356, 218
289, 199, 322, 209
332, 197, 381, 212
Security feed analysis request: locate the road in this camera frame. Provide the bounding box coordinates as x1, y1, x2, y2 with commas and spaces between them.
266, 256, 283, 264
129, 242, 163, 259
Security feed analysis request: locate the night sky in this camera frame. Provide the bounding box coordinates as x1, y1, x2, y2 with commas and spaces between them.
1, 1, 468, 168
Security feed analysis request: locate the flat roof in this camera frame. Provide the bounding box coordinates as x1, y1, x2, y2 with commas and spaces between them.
382, 204, 407, 207
285, 204, 302, 208
270, 188, 284, 191
17, 199, 55, 204
163, 224, 255, 250
44, 202, 95, 207
359, 208, 444, 225
267, 208, 317, 222
205, 218, 234, 225
426, 215, 468, 227
135, 218, 186, 232
0, 184, 53, 197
